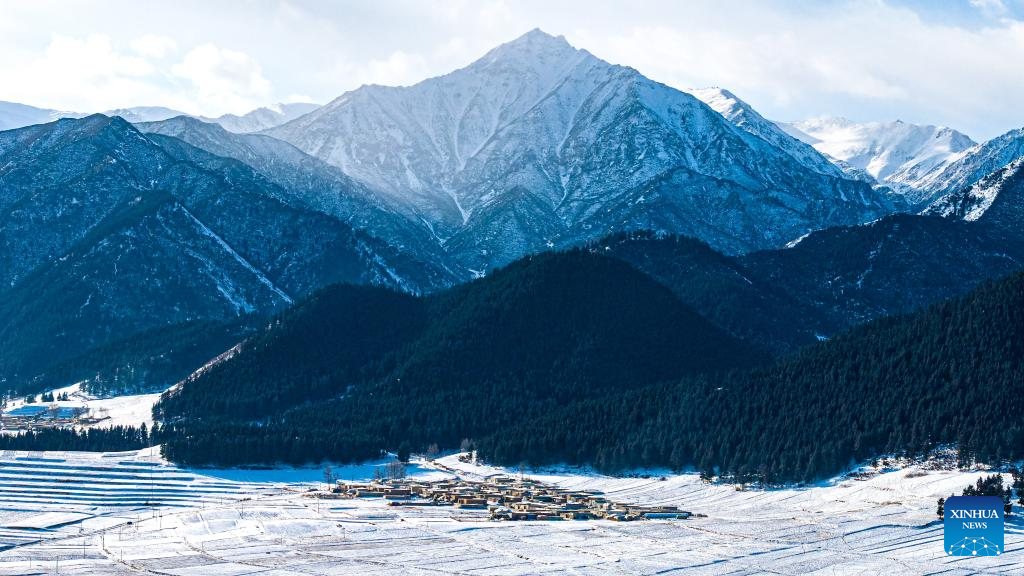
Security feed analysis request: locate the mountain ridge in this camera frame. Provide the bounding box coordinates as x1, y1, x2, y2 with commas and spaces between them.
269, 29, 899, 270
0, 114, 452, 390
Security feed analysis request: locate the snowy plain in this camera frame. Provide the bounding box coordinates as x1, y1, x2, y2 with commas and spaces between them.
2, 382, 161, 430
0, 447, 1020, 575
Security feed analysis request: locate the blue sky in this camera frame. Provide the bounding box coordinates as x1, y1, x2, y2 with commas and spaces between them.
0, 0, 1021, 140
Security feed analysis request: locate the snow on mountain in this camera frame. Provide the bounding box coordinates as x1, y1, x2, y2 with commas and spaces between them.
687, 88, 844, 178
270, 29, 898, 270
205, 102, 320, 133
1, 99, 320, 136
780, 117, 976, 203
102, 106, 189, 123
0, 102, 187, 128
0, 100, 82, 131
923, 157, 1024, 242
912, 127, 1024, 204
138, 115, 459, 278
924, 157, 1024, 221
0, 114, 454, 382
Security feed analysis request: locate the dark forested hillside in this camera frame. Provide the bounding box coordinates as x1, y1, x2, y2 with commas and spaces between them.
156, 285, 426, 420
158, 259, 1024, 479
477, 270, 1024, 481
156, 250, 766, 466
740, 214, 1024, 325
592, 216, 1024, 354
591, 232, 835, 353
27, 320, 252, 398
0, 115, 455, 395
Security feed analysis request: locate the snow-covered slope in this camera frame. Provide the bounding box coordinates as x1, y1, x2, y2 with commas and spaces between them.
925, 157, 1024, 221
270, 29, 898, 269
205, 102, 320, 133
1, 448, 1019, 575
781, 116, 975, 203
138, 115, 460, 277
924, 157, 1024, 242
688, 87, 844, 178
0, 114, 453, 384
913, 127, 1024, 203
102, 106, 187, 123
1, 99, 319, 135
0, 100, 82, 130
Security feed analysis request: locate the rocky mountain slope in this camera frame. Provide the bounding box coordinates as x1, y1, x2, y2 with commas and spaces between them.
0, 100, 79, 131
138, 116, 457, 274
269, 29, 898, 271
925, 157, 1024, 239
913, 127, 1024, 204
206, 102, 319, 133
0, 115, 452, 390
688, 88, 845, 178
0, 99, 316, 134
102, 106, 186, 123
780, 117, 976, 203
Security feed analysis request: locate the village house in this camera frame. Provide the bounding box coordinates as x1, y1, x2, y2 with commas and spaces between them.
332, 477, 694, 523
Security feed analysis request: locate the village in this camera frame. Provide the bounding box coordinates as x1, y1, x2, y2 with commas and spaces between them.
327, 474, 696, 522
0, 403, 90, 431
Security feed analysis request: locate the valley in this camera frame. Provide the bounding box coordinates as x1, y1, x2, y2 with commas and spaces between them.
0, 450, 1019, 575
1, 10, 1024, 573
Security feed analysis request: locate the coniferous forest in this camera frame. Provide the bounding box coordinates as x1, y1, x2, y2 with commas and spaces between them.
0, 425, 155, 453
153, 248, 1024, 482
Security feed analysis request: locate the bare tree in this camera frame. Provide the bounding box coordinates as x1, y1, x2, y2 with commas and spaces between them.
386, 461, 407, 481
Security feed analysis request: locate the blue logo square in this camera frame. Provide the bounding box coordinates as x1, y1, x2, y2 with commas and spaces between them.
944, 496, 1004, 557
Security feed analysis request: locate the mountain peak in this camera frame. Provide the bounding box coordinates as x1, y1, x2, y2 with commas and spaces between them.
924, 156, 1024, 222
508, 28, 570, 48
478, 28, 580, 66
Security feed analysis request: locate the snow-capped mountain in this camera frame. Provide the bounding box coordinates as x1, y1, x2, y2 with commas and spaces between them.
912, 127, 1024, 203
780, 117, 976, 202
0, 114, 453, 384
269, 29, 899, 270
102, 106, 188, 123
205, 102, 319, 133
924, 157, 1024, 240
138, 115, 458, 276
0, 99, 319, 135
687, 87, 845, 178
0, 100, 83, 130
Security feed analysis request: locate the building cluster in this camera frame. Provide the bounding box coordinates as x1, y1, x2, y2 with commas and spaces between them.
0, 404, 88, 431
332, 476, 693, 522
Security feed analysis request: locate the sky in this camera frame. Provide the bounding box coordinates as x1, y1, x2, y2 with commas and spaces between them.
0, 0, 1022, 140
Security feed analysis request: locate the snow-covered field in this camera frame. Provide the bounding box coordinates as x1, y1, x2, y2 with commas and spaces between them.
0, 450, 1021, 575
2, 382, 161, 430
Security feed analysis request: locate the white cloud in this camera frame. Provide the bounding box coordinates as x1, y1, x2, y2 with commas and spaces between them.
284, 93, 316, 104
131, 34, 177, 59
0, 34, 177, 113
970, 0, 1008, 16
569, 1, 1024, 139
353, 50, 430, 87
171, 44, 271, 114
